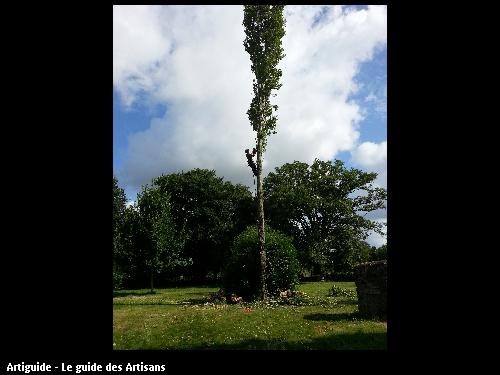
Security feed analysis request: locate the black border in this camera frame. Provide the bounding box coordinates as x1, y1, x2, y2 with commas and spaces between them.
1, 1, 442, 371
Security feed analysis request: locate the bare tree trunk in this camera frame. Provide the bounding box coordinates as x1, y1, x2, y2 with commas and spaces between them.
256, 132, 268, 301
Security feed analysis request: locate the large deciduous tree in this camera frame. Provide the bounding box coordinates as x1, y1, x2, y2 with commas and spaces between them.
114, 205, 149, 288
264, 159, 387, 276
243, 5, 286, 300
137, 186, 190, 292
114, 170, 254, 288
153, 169, 254, 282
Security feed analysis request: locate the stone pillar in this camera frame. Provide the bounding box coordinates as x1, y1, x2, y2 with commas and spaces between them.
354, 260, 387, 319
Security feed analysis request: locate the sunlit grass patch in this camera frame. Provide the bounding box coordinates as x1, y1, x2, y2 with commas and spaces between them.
113, 282, 386, 350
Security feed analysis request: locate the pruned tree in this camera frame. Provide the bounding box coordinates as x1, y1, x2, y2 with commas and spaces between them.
242, 5, 286, 300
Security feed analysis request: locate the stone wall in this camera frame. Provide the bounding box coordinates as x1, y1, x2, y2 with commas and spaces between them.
354, 260, 387, 319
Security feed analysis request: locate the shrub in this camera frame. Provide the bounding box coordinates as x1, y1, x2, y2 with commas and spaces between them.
329, 284, 357, 298
222, 226, 300, 300
278, 290, 317, 306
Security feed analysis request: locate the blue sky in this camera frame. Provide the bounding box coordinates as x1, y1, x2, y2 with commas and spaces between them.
337, 45, 387, 166
113, 92, 166, 176
113, 5, 387, 245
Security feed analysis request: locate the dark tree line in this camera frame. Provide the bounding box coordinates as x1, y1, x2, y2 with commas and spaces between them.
113, 160, 387, 290
113, 169, 254, 289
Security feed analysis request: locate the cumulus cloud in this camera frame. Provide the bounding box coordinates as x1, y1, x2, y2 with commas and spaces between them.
113, 5, 172, 108
351, 140, 387, 169
113, 5, 387, 193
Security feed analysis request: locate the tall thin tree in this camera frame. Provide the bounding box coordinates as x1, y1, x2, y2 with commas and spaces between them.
243, 5, 286, 300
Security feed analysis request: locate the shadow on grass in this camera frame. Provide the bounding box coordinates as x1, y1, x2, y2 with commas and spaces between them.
184, 290, 219, 294
337, 298, 358, 305
304, 312, 386, 323
303, 312, 361, 322
113, 295, 210, 306
113, 291, 157, 298
113, 302, 183, 306
186, 332, 386, 350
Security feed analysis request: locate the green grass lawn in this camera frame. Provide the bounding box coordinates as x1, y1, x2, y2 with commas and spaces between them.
113, 282, 386, 350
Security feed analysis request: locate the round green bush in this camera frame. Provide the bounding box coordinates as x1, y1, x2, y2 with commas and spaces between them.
222, 226, 300, 300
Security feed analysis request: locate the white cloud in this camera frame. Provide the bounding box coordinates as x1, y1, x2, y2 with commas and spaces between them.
113, 5, 172, 108
113, 5, 387, 191
351, 141, 387, 191
351, 141, 387, 170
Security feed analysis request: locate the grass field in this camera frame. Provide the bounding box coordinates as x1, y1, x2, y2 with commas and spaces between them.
113, 281, 386, 350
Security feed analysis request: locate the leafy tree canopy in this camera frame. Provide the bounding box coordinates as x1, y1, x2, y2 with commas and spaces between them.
113, 176, 127, 232
264, 159, 387, 274
153, 169, 254, 280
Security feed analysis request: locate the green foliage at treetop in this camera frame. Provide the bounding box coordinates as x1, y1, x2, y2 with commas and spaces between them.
243, 5, 286, 151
